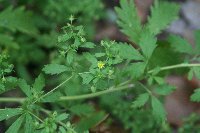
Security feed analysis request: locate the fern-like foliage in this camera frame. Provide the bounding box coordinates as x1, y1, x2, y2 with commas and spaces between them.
0, 6, 38, 35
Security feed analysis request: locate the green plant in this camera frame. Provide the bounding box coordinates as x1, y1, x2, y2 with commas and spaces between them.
1, 0, 200, 132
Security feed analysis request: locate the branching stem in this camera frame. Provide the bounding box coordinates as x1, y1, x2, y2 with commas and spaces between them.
27, 110, 44, 123
0, 63, 200, 103
32, 75, 73, 104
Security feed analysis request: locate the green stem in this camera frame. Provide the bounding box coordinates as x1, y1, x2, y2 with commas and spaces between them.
59, 84, 134, 101
0, 83, 133, 103
28, 110, 44, 123
0, 97, 25, 103
32, 75, 73, 104
148, 63, 200, 74
1, 63, 200, 103
43, 75, 73, 98
137, 82, 152, 95
40, 108, 67, 127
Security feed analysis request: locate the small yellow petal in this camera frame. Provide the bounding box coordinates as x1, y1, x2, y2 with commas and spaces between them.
98, 61, 105, 69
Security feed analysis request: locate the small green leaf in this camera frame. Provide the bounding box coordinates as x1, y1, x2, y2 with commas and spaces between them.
168, 35, 193, 54
43, 64, 70, 75
139, 32, 157, 59
81, 42, 95, 48
0, 108, 23, 121
154, 85, 175, 95
58, 34, 70, 43
84, 52, 98, 66
128, 62, 146, 79
67, 51, 74, 64
188, 69, 194, 80
118, 43, 144, 60
80, 73, 94, 84
33, 74, 45, 92
6, 115, 24, 133
132, 93, 149, 108
18, 79, 32, 97
192, 67, 200, 80
59, 126, 67, 133
95, 53, 106, 58
191, 88, 200, 102
153, 76, 165, 85
56, 113, 69, 122
25, 113, 33, 133
151, 96, 166, 122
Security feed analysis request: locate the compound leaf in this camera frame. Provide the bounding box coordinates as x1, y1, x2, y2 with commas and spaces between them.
115, 0, 142, 44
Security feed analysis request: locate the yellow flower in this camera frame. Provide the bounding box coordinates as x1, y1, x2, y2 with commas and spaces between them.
97, 61, 105, 69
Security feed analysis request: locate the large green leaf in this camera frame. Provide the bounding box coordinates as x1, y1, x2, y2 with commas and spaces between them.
132, 93, 149, 108
0, 6, 38, 35
115, 0, 142, 44
151, 96, 166, 122
147, 0, 180, 35
33, 74, 45, 92
0, 108, 23, 121
6, 115, 24, 133
18, 79, 32, 97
